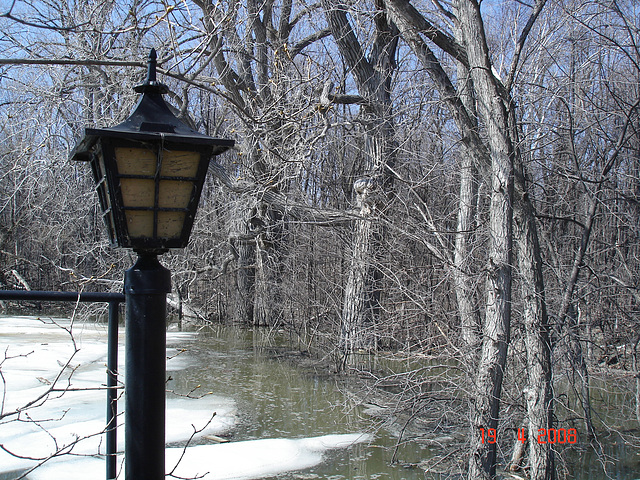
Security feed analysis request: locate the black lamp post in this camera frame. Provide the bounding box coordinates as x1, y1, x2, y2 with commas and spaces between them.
71, 49, 234, 480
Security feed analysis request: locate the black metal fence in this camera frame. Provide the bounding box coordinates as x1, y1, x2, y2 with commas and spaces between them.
0, 290, 125, 480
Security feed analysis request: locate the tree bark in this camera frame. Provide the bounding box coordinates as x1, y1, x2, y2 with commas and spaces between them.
341, 178, 383, 360
455, 1, 514, 478
513, 163, 554, 480
453, 152, 481, 349
253, 204, 286, 326
453, 54, 481, 351
233, 204, 256, 325
323, 0, 397, 363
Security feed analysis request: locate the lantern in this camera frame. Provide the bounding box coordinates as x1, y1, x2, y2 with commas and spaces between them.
71, 49, 234, 252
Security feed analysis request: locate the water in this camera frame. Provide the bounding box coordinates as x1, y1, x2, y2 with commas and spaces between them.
562, 433, 640, 480
166, 325, 430, 480
2, 316, 638, 479
168, 325, 640, 480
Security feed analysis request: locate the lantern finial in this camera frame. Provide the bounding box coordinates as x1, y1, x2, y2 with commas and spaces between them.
134, 48, 169, 94
146, 48, 158, 83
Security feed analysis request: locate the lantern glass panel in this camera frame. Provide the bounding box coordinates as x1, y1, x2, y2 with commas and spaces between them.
115, 147, 156, 175
157, 212, 186, 239
120, 178, 155, 208
158, 180, 193, 209
160, 150, 200, 177
110, 144, 204, 243
126, 211, 154, 238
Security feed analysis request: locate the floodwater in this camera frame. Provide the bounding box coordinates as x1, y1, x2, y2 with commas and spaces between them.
166, 325, 430, 480
167, 325, 640, 480
1, 316, 638, 479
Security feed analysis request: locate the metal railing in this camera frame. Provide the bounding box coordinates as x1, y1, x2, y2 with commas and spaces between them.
0, 290, 125, 480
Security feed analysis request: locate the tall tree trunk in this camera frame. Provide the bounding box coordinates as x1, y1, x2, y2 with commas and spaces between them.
382, 2, 516, 474
253, 204, 286, 326
505, 88, 556, 478
323, 0, 397, 364
453, 153, 481, 349
383, 2, 554, 476
456, 1, 514, 478
341, 175, 383, 359
468, 169, 513, 480
453, 61, 481, 350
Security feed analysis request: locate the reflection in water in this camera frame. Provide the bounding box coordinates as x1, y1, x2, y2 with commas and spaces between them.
562, 432, 640, 480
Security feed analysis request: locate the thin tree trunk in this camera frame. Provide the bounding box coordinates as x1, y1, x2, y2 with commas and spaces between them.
508, 434, 526, 472
567, 303, 595, 437
555, 196, 596, 438
253, 243, 269, 327
554, 103, 636, 437
634, 334, 640, 423
506, 88, 556, 478
513, 165, 555, 480
467, 140, 513, 480
234, 209, 256, 325
385, 0, 490, 355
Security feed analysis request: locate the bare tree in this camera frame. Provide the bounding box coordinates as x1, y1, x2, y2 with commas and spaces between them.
320, 0, 399, 364
383, 0, 556, 477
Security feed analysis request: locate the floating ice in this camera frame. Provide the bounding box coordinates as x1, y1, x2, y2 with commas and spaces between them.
26, 433, 371, 480
0, 316, 234, 475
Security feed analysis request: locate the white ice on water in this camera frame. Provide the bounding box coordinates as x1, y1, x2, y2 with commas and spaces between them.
0, 316, 370, 479
26, 434, 371, 480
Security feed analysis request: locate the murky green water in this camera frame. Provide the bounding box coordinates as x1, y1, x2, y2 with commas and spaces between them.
166, 324, 640, 480
166, 325, 430, 480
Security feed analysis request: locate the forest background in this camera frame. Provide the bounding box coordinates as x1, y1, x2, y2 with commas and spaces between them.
1, 0, 639, 479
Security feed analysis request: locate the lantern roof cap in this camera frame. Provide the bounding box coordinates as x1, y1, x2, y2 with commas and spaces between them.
71, 49, 234, 161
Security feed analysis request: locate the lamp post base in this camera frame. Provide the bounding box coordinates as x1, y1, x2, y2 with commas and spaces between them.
124, 253, 171, 480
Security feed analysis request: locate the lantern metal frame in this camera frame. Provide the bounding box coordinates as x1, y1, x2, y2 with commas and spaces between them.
71, 48, 234, 252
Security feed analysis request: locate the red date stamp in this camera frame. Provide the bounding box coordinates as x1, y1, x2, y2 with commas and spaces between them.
479, 427, 578, 444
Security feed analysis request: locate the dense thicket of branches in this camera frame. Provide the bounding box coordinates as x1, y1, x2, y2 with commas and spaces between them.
1, 0, 639, 478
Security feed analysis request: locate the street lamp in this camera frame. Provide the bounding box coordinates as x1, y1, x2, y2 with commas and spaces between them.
71, 49, 234, 480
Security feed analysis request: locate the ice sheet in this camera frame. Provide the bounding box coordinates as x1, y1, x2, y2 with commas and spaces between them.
25, 433, 371, 480
0, 316, 234, 474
